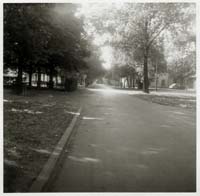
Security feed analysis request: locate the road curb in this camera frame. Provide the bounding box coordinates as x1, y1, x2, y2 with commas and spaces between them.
29, 107, 82, 192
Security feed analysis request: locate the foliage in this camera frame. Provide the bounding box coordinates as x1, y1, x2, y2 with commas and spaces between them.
4, 3, 91, 92
4, 3, 195, 92
164, 4, 196, 86
81, 3, 195, 92
84, 42, 106, 85
112, 3, 195, 92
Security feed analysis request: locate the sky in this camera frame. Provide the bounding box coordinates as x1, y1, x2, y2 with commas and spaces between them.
77, 3, 115, 70
100, 45, 113, 70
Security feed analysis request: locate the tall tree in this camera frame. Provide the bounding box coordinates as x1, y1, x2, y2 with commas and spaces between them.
84, 43, 105, 85
113, 3, 195, 92
4, 4, 51, 91
81, 3, 195, 93
4, 3, 90, 92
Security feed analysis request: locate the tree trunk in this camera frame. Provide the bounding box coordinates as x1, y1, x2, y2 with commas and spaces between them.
28, 69, 32, 87
130, 76, 134, 88
15, 65, 23, 94
37, 67, 41, 88
143, 51, 149, 93
49, 68, 54, 89
56, 75, 58, 87
143, 19, 149, 93
127, 77, 130, 88
17, 65, 23, 84
132, 77, 135, 88
61, 76, 65, 85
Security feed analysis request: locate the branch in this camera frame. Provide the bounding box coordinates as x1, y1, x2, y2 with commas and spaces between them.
147, 22, 170, 48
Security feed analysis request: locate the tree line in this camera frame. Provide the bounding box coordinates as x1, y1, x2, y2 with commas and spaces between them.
4, 3, 105, 93
82, 3, 195, 92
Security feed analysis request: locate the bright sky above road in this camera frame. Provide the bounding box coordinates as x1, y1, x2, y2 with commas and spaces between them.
93, 33, 113, 69
76, 3, 117, 70
100, 46, 113, 70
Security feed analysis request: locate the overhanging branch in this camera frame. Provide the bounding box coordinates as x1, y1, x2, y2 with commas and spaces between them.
147, 22, 170, 48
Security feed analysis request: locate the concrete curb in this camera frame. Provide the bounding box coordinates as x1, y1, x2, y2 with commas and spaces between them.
29, 107, 82, 192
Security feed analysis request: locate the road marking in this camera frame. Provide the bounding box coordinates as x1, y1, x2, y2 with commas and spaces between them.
82, 117, 104, 120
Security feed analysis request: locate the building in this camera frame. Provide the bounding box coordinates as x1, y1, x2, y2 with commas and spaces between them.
150, 73, 173, 89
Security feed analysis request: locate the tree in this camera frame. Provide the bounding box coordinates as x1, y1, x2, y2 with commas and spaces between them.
167, 41, 195, 87
84, 43, 105, 85
4, 3, 91, 92
164, 4, 195, 88
81, 3, 195, 93
114, 3, 195, 92
39, 3, 90, 89
4, 4, 52, 91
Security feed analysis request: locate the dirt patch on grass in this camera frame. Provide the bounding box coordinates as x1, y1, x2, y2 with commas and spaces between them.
4, 89, 80, 192
134, 94, 196, 109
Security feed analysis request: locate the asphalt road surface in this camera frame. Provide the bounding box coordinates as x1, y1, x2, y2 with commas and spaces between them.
48, 85, 196, 192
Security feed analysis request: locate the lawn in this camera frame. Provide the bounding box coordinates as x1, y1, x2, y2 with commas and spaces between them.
4, 88, 80, 192
134, 92, 196, 109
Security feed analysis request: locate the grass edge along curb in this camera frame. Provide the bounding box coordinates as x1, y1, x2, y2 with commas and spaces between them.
29, 107, 82, 192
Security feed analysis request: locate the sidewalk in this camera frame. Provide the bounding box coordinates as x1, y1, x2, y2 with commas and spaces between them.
150, 88, 196, 97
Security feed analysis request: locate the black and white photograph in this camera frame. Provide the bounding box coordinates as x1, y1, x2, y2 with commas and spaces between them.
2, 0, 197, 193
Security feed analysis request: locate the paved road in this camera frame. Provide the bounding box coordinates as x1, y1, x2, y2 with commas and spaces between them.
48, 86, 196, 192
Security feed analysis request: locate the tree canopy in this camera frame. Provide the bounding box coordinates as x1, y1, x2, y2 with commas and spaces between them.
4, 3, 196, 93
4, 3, 93, 92
80, 3, 195, 92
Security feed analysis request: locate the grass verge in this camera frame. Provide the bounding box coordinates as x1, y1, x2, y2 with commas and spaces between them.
4, 88, 80, 192
134, 93, 196, 109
